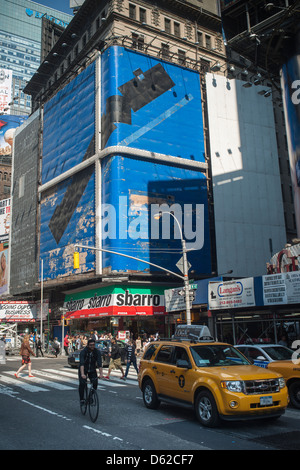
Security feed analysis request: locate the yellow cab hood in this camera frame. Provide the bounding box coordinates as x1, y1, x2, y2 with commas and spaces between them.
267, 360, 300, 376
203, 364, 281, 381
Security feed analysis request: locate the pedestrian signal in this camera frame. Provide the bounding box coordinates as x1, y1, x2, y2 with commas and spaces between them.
73, 251, 80, 269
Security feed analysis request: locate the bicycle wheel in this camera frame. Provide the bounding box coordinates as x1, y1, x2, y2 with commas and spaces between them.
80, 383, 88, 415
88, 388, 99, 423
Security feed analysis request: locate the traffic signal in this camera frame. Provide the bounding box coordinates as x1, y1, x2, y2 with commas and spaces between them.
73, 251, 80, 269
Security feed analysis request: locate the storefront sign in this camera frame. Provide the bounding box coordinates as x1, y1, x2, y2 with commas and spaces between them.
208, 278, 255, 310
0, 301, 48, 322
64, 285, 167, 319
262, 272, 300, 305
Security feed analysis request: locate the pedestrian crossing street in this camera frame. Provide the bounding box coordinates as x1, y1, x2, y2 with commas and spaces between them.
0, 360, 139, 395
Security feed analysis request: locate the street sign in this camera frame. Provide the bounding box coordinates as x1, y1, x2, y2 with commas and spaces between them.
164, 286, 196, 312
176, 256, 191, 274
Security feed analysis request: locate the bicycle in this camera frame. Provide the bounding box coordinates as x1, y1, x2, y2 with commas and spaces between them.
80, 377, 99, 423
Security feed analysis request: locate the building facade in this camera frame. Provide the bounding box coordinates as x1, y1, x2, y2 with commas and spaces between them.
7, 0, 294, 338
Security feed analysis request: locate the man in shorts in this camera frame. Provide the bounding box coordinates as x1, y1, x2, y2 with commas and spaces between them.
104, 337, 125, 380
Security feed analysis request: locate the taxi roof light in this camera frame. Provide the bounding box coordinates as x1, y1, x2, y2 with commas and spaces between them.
173, 324, 214, 342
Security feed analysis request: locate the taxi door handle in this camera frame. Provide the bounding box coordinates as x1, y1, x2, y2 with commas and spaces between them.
152, 365, 157, 370
170, 369, 175, 374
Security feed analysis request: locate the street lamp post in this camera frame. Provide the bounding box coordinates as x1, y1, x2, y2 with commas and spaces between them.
153, 211, 191, 326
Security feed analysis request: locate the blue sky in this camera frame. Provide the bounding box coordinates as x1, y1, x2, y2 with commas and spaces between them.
33, 0, 75, 15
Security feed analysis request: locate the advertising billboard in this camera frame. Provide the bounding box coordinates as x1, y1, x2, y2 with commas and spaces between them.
0, 115, 27, 156
281, 43, 300, 236
100, 46, 211, 276
40, 62, 96, 279
40, 47, 211, 280
0, 68, 12, 114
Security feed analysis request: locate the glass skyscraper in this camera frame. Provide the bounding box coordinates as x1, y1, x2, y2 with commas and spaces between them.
0, 0, 73, 115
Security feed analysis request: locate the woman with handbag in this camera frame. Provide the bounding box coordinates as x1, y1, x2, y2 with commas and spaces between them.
14, 335, 36, 378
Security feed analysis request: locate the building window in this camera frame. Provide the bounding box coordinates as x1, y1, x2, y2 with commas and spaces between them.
197, 31, 203, 46
178, 49, 186, 66
205, 34, 211, 49
139, 7, 146, 23
161, 43, 170, 60
19, 175, 25, 198
129, 4, 136, 20
174, 22, 180, 37
132, 33, 144, 51
164, 18, 171, 34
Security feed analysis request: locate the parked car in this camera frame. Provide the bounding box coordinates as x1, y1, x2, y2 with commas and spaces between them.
236, 344, 300, 409
138, 325, 288, 427
68, 339, 127, 368
235, 344, 295, 367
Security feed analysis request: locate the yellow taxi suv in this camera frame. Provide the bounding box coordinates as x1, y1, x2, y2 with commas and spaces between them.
138, 325, 288, 427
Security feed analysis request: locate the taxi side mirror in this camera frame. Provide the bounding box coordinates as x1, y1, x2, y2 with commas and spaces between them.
176, 359, 192, 369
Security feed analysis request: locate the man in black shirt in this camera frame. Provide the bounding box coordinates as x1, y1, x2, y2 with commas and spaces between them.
122, 339, 139, 380
78, 339, 103, 404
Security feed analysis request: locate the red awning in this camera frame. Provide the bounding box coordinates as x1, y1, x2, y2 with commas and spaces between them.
65, 305, 166, 319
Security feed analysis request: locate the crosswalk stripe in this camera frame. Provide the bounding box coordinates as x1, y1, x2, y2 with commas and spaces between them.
4, 371, 74, 391
0, 366, 139, 393
0, 374, 48, 392
45, 368, 127, 388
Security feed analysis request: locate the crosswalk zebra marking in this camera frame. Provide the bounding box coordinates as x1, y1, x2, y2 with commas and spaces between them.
0, 366, 139, 394
0, 374, 48, 392
4, 371, 74, 391
45, 368, 128, 388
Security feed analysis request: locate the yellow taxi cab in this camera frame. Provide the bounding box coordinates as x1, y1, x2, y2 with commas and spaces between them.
235, 343, 300, 409
267, 361, 300, 409
138, 325, 288, 427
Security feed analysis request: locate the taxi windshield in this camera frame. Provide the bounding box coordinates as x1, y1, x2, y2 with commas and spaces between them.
190, 344, 251, 367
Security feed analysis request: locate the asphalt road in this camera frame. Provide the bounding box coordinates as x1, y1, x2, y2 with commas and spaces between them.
1, 354, 300, 455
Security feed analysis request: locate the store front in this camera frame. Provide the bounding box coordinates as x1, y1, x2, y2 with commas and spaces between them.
63, 284, 170, 338
208, 275, 300, 347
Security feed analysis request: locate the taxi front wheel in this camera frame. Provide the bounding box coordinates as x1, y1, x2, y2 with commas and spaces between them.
289, 381, 300, 409
143, 379, 160, 409
195, 390, 220, 427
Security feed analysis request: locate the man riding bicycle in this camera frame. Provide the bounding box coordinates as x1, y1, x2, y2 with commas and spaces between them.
79, 339, 103, 405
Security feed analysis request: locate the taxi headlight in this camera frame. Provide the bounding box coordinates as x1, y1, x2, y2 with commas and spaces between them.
221, 380, 245, 393
278, 377, 285, 389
